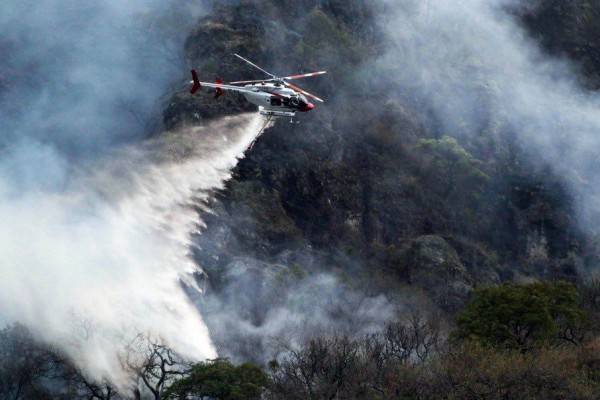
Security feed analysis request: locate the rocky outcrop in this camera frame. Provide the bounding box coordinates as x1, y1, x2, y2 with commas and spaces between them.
520, 0, 600, 89
399, 235, 473, 312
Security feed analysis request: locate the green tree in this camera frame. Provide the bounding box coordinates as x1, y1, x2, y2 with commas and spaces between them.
455, 281, 586, 351
415, 136, 491, 235
416, 136, 489, 201
164, 359, 267, 400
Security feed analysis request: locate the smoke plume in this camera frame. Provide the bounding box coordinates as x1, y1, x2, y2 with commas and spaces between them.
0, 0, 269, 388
0, 110, 266, 387
379, 0, 600, 235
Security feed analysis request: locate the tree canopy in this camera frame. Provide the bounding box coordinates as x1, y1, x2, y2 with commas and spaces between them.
164, 359, 267, 400
455, 281, 586, 350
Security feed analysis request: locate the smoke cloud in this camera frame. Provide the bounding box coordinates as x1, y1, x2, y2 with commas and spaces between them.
200, 265, 400, 363
379, 0, 600, 234
0, 0, 268, 389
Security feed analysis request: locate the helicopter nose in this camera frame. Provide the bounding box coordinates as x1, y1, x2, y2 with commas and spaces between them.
307, 102, 315, 111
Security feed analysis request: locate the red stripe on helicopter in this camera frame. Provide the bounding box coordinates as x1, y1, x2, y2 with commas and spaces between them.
215, 77, 224, 98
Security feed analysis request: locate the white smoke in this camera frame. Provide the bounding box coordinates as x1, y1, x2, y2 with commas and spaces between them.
0, 113, 266, 387
0, 0, 274, 388
379, 0, 600, 232
0, 0, 264, 388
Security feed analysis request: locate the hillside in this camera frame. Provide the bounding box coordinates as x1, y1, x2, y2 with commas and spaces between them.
152, 0, 600, 361
5, 0, 600, 398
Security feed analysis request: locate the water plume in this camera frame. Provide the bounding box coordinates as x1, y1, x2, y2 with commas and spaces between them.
0, 113, 266, 388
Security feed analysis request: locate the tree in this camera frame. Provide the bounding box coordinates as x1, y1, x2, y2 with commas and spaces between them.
416, 136, 489, 201
267, 312, 443, 400
414, 136, 490, 235
121, 336, 190, 400
0, 324, 59, 400
164, 359, 267, 400
455, 281, 586, 351
59, 363, 121, 400
359, 312, 442, 399
268, 336, 363, 400
431, 343, 597, 400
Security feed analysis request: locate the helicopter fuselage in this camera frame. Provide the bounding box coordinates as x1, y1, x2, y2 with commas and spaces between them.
241, 82, 315, 115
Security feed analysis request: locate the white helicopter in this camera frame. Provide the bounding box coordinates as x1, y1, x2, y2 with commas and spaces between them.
190, 54, 326, 122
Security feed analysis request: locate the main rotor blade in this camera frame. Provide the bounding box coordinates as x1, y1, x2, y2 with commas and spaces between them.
284, 81, 325, 103
234, 54, 277, 79
282, 71, 327, 80
229, 79, 275, 85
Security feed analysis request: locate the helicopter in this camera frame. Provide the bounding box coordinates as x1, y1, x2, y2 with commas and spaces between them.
190, 54, 326, 122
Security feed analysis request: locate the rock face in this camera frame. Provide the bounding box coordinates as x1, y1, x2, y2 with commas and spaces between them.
168, 0, 600, 321
401, 236, 473, 313
520, 0, 600, 89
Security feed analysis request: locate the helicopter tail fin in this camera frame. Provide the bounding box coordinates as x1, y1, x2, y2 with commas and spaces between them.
214, 77, 224, 99
190, 70, 201, 94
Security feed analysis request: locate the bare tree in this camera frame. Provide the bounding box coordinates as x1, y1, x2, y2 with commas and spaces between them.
121, 335, 190, 400
58, 363, 121, 400
0, 324, 59, 400
269, 335, 362, 400
384, 310, 441, 364
269, 311, 444, 400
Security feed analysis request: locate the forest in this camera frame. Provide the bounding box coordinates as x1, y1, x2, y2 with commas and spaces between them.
3, 0, 600, 398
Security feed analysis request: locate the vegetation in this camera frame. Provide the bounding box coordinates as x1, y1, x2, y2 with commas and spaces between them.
3, 0, 600, 398
188, 0, 588, 328
4, 282, 600, 399
167, 1, 600, 398
416, 136, 489, 203
0, 282, 600, 400
164, 359, 267, 400
455, 281, 587, 350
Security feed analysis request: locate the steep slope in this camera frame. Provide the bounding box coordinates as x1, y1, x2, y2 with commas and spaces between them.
520, 0, 600, 89
162, 0, 600, 359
